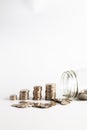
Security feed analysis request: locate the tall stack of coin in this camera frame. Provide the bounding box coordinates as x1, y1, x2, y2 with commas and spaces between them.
19, 89, 29, 100
45, 83, 56, 100
33, 86, 42, 100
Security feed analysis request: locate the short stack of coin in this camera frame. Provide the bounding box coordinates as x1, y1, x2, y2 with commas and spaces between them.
77, 90, 87, 100
33, 86, 42, 100
19, 89, 29, 100
10, 94, 17, 100
45, 83, 56, 100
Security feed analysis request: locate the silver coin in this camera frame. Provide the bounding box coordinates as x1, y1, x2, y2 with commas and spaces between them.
50, 101, 57, 106
51, 98, 71, 105
32, 102, 52, 109
60, 100, 70, 105
12, 103, 29, 108
77, 93, 87, 100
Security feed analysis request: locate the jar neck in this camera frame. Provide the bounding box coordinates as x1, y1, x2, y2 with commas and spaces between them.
61, 70, 78, 98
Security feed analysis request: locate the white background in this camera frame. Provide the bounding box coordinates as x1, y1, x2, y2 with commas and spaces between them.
0, 0, 87, 130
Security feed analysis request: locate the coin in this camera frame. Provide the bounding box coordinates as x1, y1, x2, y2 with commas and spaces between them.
17, 104, 29, 108
19, 89, 29, 100
77, 92, 87, 100
11, 104, 19, 107
79, 89, 87, 94
60, 100, 70, 105
51, 98, 71, 105
40, 103, 51, 108
50, 101, 57, 106
10, 95, 17, 100
51, 98, 61, 103
32, 102, 52, 108
33, 86, 42, 100
12, 102, 30, 108
11, 100, 56, 109
34, 86, 42, 91
45, 83, 56, 100
19, 101, 34, 106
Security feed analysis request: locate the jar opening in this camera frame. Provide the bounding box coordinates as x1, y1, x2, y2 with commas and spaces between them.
61, 70, 78, 98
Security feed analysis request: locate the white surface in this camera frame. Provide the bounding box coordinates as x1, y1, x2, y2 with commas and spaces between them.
0, 0, 87, 130
0, 100, 87, 130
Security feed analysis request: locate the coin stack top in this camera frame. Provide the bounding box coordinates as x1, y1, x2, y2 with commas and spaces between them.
45, 83, 56, 100
19, 89, 29, 100
33, 86, 42, 100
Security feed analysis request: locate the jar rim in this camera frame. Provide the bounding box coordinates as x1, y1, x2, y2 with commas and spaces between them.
61, 70, 78, 98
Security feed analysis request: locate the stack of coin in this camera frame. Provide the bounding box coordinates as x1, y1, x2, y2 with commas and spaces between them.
10, 94, 17, 100
45, 83, 56, 100
33, 86, 42, 100
77, 90, 87, 100
19, 89, 29, 100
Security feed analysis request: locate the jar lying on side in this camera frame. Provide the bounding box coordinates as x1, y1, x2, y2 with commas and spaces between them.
59, 69, 87, 99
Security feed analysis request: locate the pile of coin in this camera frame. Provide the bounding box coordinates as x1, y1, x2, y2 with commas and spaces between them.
32, 102, 54, 108
11, 101, 56, 109
33, 86, 42, 100
77, 90, 87, 100
45, 83, 56, 100
10, 94, 17, 100
19, 89, 29, 100
51, 98, 72, 105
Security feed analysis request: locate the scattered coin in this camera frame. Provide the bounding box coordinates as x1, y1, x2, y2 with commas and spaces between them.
32, 102, 52, 108
51, 98, 62, 103
19, 101, 34, 107
12, 103, 29, 108
11, 102, 31, 108
60, 100, 70, 105
19, 101, 29, 104
51, 98, 71, 105
10, 95, 17, 100
79, 89, 87, 94
11, 104, 19, 107
77, 90, 87, 100
50, 101, 57, 106
11, 101, 56, 109
39, 103, 51, 108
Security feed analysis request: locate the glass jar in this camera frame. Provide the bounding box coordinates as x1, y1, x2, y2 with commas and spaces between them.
59, 69, 87, 99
